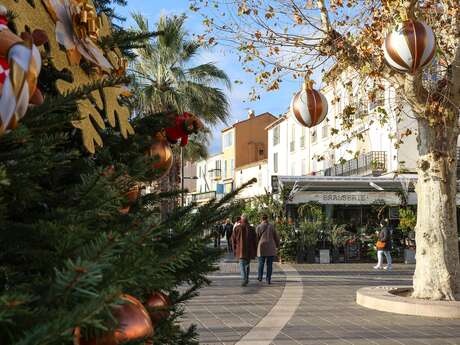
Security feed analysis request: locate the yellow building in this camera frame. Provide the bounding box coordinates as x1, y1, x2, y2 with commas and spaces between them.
220, 111, 277, 193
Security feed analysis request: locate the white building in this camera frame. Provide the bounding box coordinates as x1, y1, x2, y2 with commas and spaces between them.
267, 70, 420, 187
234, 160, 269, 200
190, 153, 224, 204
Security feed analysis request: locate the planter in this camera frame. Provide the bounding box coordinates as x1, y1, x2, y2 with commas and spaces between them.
404, 248, 416, 264
319, 249, 331, 264
305, 247, 316, 263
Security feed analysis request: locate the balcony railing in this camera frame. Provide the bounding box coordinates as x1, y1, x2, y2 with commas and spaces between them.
191, 191, 216, 202
322, 151, 387, 177
208, 168, 221, 180
190, 191, 225, 203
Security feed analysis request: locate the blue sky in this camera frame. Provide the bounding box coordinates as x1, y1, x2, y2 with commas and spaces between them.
116, 0, 300, 154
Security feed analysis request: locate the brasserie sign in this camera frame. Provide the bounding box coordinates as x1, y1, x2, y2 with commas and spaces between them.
292, 191, 403, 205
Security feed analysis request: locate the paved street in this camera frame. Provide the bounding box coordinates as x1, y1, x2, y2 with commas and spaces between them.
182, 254, 460, 345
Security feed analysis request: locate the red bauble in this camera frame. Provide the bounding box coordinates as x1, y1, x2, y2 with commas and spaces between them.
145, 292, 171, 324
77, 295, 154, 345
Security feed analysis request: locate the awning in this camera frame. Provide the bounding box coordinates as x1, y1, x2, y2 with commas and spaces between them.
273, 175, 419, 206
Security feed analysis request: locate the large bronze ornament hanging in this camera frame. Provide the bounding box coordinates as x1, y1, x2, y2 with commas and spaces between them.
383, 19, 436, 74
290, 81, 328, 128
76, 294, 154, 345
4, 0, 134, 153
147, 133, 174, 179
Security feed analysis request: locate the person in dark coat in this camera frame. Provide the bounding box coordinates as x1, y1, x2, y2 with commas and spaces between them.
374, 218, 393, 270
231, 214, 257, 286
212, 223, 222, 248
223, 218, 234, 253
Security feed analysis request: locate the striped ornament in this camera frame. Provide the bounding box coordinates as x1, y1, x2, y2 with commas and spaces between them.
290, 88, 328, 128
383, 20, 436, 74
0, 7, 42, 133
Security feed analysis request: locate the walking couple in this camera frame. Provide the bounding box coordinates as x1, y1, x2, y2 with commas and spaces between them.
232, 214, 280, 286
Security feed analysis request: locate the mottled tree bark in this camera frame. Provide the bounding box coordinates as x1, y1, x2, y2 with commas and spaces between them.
413, 117, 460, 300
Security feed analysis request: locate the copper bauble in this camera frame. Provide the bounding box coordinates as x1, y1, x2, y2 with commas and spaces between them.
119, 185, 140, 215
147, 134, 173, 178
146, 292, 171, 324
290, 85, 328, 128
78, 294, 154, 345
383, 20, 436, 74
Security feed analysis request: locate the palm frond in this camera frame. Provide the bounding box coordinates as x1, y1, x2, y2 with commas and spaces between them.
186, 63, 232, 89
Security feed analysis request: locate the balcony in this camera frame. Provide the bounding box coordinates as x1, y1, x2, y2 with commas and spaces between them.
323, 151, 387, 177
208, 168, 222, 181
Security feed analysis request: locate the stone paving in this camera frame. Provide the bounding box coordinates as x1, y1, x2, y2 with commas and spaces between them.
181, 256, 460, 345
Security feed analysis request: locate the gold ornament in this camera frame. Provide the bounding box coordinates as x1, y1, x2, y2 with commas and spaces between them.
76, 294, 154, 345
0, 5, 43, 133
4, 0, 134, 153
145, 292, 171, 325
43, 0, 111, 69
147, 134, 174, 179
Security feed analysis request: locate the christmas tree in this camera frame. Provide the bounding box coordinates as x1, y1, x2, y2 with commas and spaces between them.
0, 1, 248, 344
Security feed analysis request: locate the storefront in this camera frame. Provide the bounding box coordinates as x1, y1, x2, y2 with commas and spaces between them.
272, 175, 420, 227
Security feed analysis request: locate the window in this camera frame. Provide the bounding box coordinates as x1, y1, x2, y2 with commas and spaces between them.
230, 159, 234, 176
273, 153, 278, 173
223, 132, 233, 149
290, 162, 296, 175
369, 83, 384, 110
223, 160, 227, 178
215, 160, 221, 177
273, 126, 280, 146
301, 159, 307, 175
300, 127, 306, 148
311, 129, 317, 144
322, 124, 329, 138
290, 124, 296, 152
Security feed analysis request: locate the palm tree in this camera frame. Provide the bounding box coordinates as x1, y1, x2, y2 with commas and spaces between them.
131, 14, 230, 209
131, 14, 231, 125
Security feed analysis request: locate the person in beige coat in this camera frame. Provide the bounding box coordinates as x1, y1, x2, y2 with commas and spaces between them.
256, 214, 280, 284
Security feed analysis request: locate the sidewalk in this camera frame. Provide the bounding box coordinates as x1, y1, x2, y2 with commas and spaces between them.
182, 254, 460, 345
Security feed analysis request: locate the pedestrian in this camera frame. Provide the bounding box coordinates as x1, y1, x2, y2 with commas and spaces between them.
374, 218, 393, 271
256, 214, 280, 284
232, 214, 257, 286
223, 218, 234, 253
213, 223, 222, 248
233, 216, 241, 230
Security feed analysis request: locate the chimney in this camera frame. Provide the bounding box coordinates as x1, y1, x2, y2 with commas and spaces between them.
248, 109, 255, 119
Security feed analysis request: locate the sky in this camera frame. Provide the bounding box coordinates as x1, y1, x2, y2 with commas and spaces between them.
116, 0, 301, 154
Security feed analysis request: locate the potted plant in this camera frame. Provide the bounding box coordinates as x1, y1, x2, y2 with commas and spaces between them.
298, 220, 319, 263
398, 207, 417, 264
318, 221, 332, 263
330, 224, 356, 262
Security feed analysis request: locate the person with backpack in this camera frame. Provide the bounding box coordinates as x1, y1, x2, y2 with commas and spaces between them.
256, 214, 280, 284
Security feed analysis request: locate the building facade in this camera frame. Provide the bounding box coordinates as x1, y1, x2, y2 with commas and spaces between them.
267, 70, 420, 185
188, 111, 277, 204
234, 160, 269, 200
265, 69, 429, 227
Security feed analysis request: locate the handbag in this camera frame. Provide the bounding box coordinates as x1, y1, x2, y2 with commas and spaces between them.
376, 240, 386, 250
